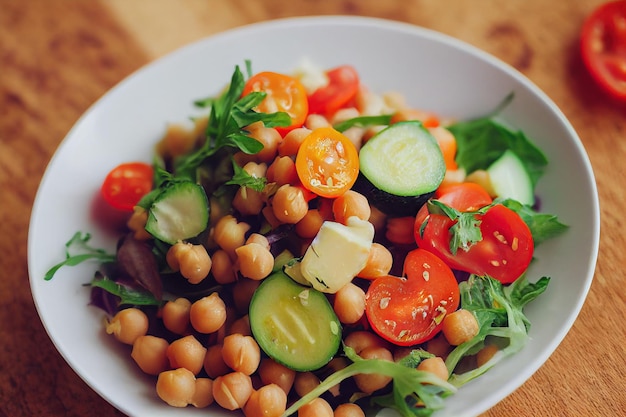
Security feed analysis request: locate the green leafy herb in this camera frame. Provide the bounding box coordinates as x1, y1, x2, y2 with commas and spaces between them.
448, 95, 548, 187
88, 274, 163, 307
174, 65, 290, 179
498, 198, 569, 245
422, 200, 493, 254
333, 114, 393, 132
445, 275, 550, 386
281, 346, 457, 417
44, 232, 116, 281
225, 158, 267, 191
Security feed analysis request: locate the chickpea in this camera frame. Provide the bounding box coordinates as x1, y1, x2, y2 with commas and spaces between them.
332, 190, 371, 224
442, 309, 479, 346
105, 308, 149, 345
167, 335, 207, 375
221, 333, 261, 375
341, 126, 366, 151
203, 344, 231, 378
476, 344, 500, 367
344, 330, 388, 355
190, 293, 227, 334
295, 208, 324, 239
333, 283, 365, 324
278, 127, 311, 157
272, 184, 308, 224
131, 335, 170, 375
262, 205, 282, 229
126, 206, 151, 240
353, 346, 393, 393
191, 377, 214, 408
465, 169, 496, 197
156, 123, 196, 159
368, 205, 387, 234
385, 216, 415, 245
258, 358, 296, 395
266, 155, 298, 186
236, 243, 274, 281
212, 371, 253, 410
229, 315, 252, 336
167, 242, 212, 284
211, 249, 237, 285
334, 403, 366, 417
298, 397, 333, 417
245, 233, 270, 250
233, 161, 268, 216
390, 108, 434, 124
156, 367, 196, 407
304, 113, 331, 130
426, 334, 452, 360
232, 278, 261, 315
162, 297, 192, 335
417, 356, 449, 382
293, 371, 320, 397
357, 242, 393, 279
331, 107, 360, 124
213, 215, 251, 259
243, 383, 287, 417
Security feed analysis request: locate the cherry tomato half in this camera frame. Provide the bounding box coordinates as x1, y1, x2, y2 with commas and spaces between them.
415, 184, 533, 284
295, 127, 359, 198
308, 65, 360, 117
243, 71, 309, 135
101, 162, 154, 211
365, 249, 460, 346
581, 0, 626, 101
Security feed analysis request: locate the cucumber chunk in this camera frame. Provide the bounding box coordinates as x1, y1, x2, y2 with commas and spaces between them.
355, 121, 446, 216
145, 181, 209, 244
486, 149, 534, 206
249, 271, 341, 371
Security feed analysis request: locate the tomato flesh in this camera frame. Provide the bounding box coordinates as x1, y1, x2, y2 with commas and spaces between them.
295, 127, 359, 198
308, 65, 360, 117
415, 190, 534, 284
365, 249, 460, 346
101, 162, 154, 211
243, 71, 309, 134
581, 0, 626, 100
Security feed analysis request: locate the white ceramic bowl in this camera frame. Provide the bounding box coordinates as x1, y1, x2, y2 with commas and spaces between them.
28, 16, 600, 417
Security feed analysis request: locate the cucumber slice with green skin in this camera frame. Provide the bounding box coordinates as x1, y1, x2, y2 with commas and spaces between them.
355, 121, 446, 216
249, 271, 341, 372
487, 149, 535, 206
145, 181, 209, 244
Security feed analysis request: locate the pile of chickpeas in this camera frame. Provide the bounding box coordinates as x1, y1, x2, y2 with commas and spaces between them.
108, 85, 490, 417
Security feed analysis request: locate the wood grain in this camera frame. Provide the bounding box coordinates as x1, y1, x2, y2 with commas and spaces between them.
1, 1, 624, 416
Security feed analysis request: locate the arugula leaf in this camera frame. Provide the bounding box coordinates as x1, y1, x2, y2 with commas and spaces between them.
225, 158, 267, 191
448, 99, 548, 188
44, 232, 116, 281
445, 275, 550, 386
88, 275, 163, 307
333, 114, 393, 132
281, 346, 457, 417
498, 198, 569, 245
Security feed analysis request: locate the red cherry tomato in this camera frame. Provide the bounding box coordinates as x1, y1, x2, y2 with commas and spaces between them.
101, 162, 153, 211
242, 71, 309, 135
308, 65, 360, 117
295, 127, 359, 198
365, 249, 460, 346
415, 184, 533, 284
581, 0, 626, 101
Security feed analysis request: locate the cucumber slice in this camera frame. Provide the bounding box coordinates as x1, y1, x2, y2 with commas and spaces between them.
249, 271, 341, 371
145, 181, 209, 244
486, 149, 534, 205
355, 121, 446, 216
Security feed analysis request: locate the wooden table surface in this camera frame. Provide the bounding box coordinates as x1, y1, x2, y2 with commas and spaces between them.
1, 1, 624, 416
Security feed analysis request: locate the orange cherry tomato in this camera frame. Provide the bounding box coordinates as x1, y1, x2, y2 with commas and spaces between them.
295, 127, 359, 198
581, 0, 626, 101
242, 71, 309, 135
101, 162, 154, 211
